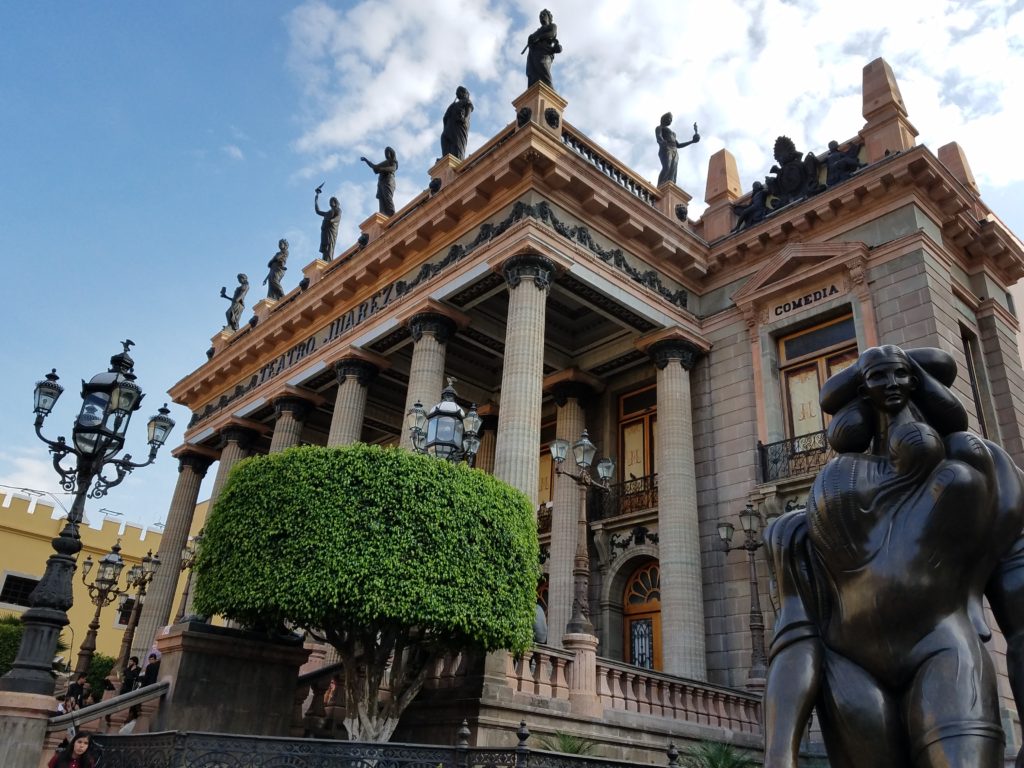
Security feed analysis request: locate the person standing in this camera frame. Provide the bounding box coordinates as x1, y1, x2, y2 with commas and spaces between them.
120, 656, 141, 694
141, 652, 161, 687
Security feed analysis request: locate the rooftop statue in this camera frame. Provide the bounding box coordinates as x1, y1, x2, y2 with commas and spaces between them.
764, 135, 823, 207
263, 239, 289, 301
361, 147, 398, 217
763, 344, 1024, 768
731, 181, 768, 232
440, 86, 474, 161
314, 184, 341, 262
824, 139, 865, 187
523, 9, 560, 89
219, 273, 249, 331
655, 113, 700, 186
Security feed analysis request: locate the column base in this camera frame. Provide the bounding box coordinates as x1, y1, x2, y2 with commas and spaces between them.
562, 632, 602, 717
0, 691, 57, 768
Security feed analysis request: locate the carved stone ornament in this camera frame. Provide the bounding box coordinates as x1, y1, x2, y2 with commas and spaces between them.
649, 339, 701, 371
179, 453, 213, 477
407, 312, 457, 344
675, 203, 688, 222
544, 108, 560, 129
273, 396, 311, 422
357, 232, 370, 249
550, 380, 592, 407
429, 177, 442, 195
502, 252, 555, 291
517, 106, 532, 127
219, 426, 257, 451
334, 358, 379, 387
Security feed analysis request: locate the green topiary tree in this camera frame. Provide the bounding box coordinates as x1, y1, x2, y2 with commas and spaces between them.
0, 614, 24, 677
679, 741, 757, 768
86, 652, 116, 699
194, 444, 539, 742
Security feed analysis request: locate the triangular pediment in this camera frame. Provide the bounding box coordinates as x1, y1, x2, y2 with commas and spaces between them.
731, 242, 868, 307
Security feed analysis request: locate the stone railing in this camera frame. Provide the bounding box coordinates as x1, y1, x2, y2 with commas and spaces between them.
757, 430, 833, 482
502, 646, 761, 735
561, 128, 657, 207
595, 659, 761, 734
41, 681, 169, 761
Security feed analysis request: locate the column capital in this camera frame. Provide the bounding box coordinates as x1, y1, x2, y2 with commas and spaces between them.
334, 357, 380, 386
273, 396, 312, 421
648, 339, 703, 371
177, 452, 213, 477
502, 252, 555, 292
544, 369, 604, 406
407, 312, 457, 344
550, 381, 594, 407
218, 425, 258, 451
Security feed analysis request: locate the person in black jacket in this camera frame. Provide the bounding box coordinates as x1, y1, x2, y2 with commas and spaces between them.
140, 653, 160, 687
120, 656, 141, 694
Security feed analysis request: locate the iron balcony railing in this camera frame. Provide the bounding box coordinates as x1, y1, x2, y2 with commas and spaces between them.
758, 430, 834, 482
600, 474, 658, 519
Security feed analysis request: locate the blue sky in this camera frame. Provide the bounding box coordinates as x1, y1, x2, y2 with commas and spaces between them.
3, 0, 1024, 530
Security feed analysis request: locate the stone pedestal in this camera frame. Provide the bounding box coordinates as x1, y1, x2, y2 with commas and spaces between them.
209, 329, 234, 356
154, 622, 310, 736
563, 633, 602, 717
860, 57, 917, 163
253, 298, 278, 322
656, 181, 693, 223
512, 81, 568, 138
0, 691, 54, 768
702, 149, 741, 242
302, 258, 331, 287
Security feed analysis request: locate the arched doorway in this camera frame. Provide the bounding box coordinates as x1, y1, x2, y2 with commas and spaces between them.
623, 561, 661, 670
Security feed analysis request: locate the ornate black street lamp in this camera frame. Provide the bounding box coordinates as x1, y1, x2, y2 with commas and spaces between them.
113, 549, 161, 674
407, 378, 482, 465
173, 532, 202, 623
74, 542, 127, 676
550, 430, 614, 636
0, 342, 174, 695
717, 502, 777, 686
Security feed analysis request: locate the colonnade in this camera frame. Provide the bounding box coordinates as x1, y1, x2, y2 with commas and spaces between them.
133, 252, 708, 680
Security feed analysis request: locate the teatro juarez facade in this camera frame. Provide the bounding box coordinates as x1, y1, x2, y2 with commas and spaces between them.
132, 58, 1024, 750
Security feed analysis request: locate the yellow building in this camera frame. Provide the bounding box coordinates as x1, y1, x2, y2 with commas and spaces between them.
0, 491, 205, 667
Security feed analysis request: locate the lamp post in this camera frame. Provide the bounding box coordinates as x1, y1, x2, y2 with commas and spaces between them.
0, 342, 174, 696
173, 533, 202, 623
74, 541, 127, 677
549, 430, 614, 636
407, 378, 482, 465
717, 502, 777, 686
113, 549, 161, 675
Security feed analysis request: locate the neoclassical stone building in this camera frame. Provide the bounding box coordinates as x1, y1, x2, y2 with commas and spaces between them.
132, 58, 1024, 752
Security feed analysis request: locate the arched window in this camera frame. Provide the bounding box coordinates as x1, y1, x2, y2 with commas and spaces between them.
623, 561, 661, 670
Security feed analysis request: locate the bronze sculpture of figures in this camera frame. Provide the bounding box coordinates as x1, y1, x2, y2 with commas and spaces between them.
315, 187, 341, 262
263, 239, 288, 301
523, 9, 560, 89
440, 86, 474, 161
655, 113, 700, 186
361, 148, 398, 216
763, 344, 1024, 768
824, 139, 864, 186
219, 273, 249, 331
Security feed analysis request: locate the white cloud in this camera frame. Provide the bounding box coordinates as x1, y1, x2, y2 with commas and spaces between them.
222, 144, 245, 161
285, 0, 1024, 218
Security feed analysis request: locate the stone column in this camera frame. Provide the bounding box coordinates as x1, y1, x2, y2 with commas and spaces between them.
474, 414, 498, 474
269, 397, 311, 453
131, 453, 212, 659
178, 426, 257, 620
650, 340, 706, 679
548, 383, 587, 647
400, 313, 455, 449
209, 426, 257, 503
327, 359, 379, 446
493, 254, 553, 503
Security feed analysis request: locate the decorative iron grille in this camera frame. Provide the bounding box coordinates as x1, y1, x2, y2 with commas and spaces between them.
758, 430, 834, 482
601, 474, 658, 519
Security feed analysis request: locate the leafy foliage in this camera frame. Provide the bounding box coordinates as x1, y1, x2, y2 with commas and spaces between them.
86, 652, 116, 697
194, 444, 539, 740
0, 613, 68, 677
0, 614, 23, 677
678, 741, 757, 768
535, 731, 601, 755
